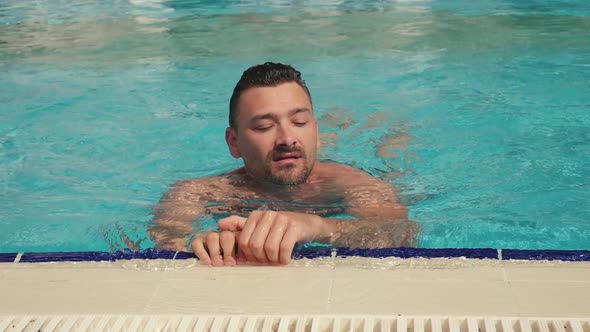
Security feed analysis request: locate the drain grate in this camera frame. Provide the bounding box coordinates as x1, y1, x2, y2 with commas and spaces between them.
0, 315, 588, 332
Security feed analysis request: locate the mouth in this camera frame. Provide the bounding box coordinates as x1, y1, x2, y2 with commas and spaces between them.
272, 152, 302, 164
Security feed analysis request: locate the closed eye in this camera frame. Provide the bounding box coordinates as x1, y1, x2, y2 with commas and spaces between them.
293, 121, 308, 127
253, 124, 273, 131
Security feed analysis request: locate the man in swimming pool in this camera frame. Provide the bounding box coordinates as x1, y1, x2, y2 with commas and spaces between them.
148, 62, 419, 266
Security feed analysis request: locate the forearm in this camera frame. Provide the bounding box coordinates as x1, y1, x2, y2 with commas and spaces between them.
333, 218, 419, 248
148, 225, 191, 251
149, 179, 207, 251
148, 216, 195, 251
315, 217, 419, 248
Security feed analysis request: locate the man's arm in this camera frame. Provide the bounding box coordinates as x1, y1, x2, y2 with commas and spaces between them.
330, 166, 419, 248
210, 166, 419, 266
148, 180, 205, 251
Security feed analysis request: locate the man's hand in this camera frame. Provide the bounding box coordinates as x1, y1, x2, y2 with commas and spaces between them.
191, 211, 331, 266
221, 211, 325, 265
191, 229, 240, 266
189, 209, 419, 267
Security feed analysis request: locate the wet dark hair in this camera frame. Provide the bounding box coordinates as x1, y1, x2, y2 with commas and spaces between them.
229, 62, 312, 130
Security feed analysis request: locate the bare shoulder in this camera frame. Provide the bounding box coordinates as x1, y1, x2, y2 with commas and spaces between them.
164, 176, 231, 200
316, 162, 379, 182
316, 161, 357, 174
171, 176, 219, 188
317, 163, 403, 210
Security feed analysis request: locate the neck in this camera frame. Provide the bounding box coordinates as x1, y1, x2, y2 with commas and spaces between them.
234, 163, 321, 190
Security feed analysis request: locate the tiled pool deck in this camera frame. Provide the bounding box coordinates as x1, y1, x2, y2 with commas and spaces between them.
1, 248, 589, 318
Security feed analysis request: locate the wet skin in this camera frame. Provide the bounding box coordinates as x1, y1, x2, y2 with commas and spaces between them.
149, 82, 419, 266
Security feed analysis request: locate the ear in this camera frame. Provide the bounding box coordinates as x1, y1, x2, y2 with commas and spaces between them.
314, 119, 321, 150
225, 127, 241, 158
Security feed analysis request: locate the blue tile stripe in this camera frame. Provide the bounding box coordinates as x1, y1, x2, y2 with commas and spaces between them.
501, 249, 590, 262
334, 247, 498, 259
2, 248, 589, 263
0, 253, 18, 263
18, 249, 178, 263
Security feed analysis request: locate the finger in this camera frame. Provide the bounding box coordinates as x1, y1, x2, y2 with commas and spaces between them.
264, 215, 289, 264
279, 223, 300, 265
236, 246, 247, 265
235, 242, 257, 266
248, 211, 277, 264
190, 235, 211, 265
218, 215, 247, 232
206, 232, 223, 267
237, 211, 262, 263
219, 231, 237, 266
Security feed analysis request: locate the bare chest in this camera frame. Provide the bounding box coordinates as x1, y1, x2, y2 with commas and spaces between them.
202, 183, 346, 217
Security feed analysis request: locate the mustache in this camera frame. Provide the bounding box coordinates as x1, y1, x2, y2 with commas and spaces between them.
267, 145, 305, 161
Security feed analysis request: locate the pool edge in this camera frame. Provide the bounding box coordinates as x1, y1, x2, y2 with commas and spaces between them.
1, 255, 590, 318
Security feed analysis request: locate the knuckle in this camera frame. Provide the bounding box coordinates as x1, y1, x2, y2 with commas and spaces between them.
193, 234, 205, 244
264, 242, 277, 254
286, 219, 298, 229
250, 241, 263, 251
237, 237, 248, 248
206, 232, 218, 242
220, 231, 232, 240
279, 242, 293, 252
260, 211, 275, 223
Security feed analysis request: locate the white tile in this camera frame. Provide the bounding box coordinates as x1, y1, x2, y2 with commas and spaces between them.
329, 268, 516, 315
146, 266, 334, 314
505, 266, 590, 282
510, 281, 590, 317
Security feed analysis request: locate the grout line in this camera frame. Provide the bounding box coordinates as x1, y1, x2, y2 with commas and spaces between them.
324, 248, 338, 312
331, 248, 337, 271
325, 267, 336, 313
498, 249, 510, 282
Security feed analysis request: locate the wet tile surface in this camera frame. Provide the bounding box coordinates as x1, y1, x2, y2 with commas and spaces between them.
1, 259, 589, 316
510, 281, 590, 316
505, 265, 590, 282
147, 267, 333, 314
328, 268, 516, 315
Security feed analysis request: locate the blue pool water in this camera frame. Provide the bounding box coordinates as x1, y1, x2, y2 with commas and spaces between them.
1, 0, 589, 253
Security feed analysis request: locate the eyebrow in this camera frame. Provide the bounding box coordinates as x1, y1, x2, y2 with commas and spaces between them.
249, 108, 312, 124
289, 108, 312, 116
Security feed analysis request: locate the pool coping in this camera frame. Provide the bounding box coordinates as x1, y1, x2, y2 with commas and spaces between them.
3, 248, 590, 318
1, 247, 589, 264
2, 254, 590, 318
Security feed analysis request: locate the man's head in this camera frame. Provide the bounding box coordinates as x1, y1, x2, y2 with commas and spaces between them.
226, 62, 320, 185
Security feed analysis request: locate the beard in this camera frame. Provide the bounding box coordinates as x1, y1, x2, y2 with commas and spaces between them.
262, 146, 312, 185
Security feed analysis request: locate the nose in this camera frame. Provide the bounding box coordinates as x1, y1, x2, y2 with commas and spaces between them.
275, 124, 297, 147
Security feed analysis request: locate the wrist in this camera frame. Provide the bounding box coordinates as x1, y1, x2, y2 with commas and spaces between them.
280, 211, 339, 244
309, 214, 339, 244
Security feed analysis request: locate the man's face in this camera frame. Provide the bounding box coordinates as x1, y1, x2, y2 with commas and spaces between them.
226, 82, 320, 185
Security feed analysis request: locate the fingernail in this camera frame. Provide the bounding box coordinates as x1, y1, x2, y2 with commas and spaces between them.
212, 256, 224, 266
